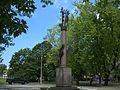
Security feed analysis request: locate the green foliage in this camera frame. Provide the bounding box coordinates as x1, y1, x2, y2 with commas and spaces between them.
41, 0, 53, 7
8, 48, 39, 81
8, 48, 32, 78
0, 0, 54, 49
8, 41, 52, 82
67, 0, 120, 84
0, 64, 7, 76
7, 0, 120, 84
32, 41, 52, 81
44, 25, 62, 81
44, 25, 61, 47
0, 0, 54, 61
0, 0, 36, 46
95, 0, 120, 77
0, 78, 6, 85
0, 0, 37, 62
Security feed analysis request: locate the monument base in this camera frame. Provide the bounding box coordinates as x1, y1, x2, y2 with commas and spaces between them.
48, 87, 80, 90
56, 67, 72, 87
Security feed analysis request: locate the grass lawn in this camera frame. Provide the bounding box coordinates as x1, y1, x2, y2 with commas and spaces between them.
28, 81, 55, 85
0, 78, 6, 85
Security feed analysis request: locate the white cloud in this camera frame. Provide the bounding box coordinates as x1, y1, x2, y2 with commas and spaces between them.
54, 0, 58, 4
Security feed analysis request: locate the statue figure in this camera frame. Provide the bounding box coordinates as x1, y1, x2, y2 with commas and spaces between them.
59, 44, 64, 66
59, 7, 69, 31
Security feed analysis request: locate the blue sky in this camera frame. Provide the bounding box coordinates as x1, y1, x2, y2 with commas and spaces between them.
2, 0, 95, 67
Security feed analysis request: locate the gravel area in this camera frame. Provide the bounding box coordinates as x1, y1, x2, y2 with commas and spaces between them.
0, 83, 120, 90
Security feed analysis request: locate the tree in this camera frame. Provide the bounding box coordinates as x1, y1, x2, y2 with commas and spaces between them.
44, 25, 61, 47
0, 0, 36, 49
32, 41, 52, 82
0, 64, 7, 77
8, 48, 32, 78
0, 0, 54, 46
22, 56, 38, 82
8, 48, 39, 81
44, 26, 63, 81
43, 0, 120, 85
8, 41, 53, 82
40, 0, 53, 7
95, 0, 120, 86
0, 0, 55, 48
66, 1, 97, 85
0, 0, 54, 61
66, 0, 120, 86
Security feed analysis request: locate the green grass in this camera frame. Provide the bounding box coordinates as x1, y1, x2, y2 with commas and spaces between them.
0, 78, 6, 85
28, 81, 55, 85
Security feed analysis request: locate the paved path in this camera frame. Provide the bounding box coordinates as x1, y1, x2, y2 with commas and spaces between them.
0, 84, 120, 90
78, 86, 120, 90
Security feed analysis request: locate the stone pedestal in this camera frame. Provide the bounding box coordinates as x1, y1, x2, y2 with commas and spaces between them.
48, 87, 79, 90
56, 67, 72, 87
48, 67, 79, 90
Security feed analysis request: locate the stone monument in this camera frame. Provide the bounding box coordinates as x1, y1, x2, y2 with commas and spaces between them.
49, 7, 79, 90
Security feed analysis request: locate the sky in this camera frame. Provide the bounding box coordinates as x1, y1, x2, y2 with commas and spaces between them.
2, 0, 95, 67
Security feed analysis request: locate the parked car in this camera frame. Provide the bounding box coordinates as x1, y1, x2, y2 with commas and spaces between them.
6, 77, 28, 84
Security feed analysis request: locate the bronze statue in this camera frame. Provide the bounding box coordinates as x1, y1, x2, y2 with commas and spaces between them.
59, 7, 69, 31
59, 44, 64, 65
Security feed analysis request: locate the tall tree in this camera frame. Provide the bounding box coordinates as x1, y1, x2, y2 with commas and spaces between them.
8, 48, 32, 78
67, 0, 120, 85
32, 41, 52, 81
0, 0, 36, 48
95, 0, 120, 85
0, 64, 7, 76
0, 0, 54, 61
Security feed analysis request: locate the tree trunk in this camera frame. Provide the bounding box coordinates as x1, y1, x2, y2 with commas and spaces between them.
76, 80, 79, 85
99, 75, 101, 85
90, 76, 94, 86
104, 75, 109, 86
118, 76, 120, 82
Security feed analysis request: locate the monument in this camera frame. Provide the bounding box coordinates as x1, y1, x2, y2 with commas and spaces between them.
49, 7, 79, 90
56, 7, 71, 87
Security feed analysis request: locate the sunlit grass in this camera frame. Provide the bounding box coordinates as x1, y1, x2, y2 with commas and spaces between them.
0, 78, 6, 85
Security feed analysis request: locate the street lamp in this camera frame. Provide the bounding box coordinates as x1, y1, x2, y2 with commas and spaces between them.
40, 44, 43, 84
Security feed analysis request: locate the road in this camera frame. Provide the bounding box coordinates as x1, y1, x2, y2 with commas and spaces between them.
0, 84, 55, 90
0, 84, 120, 90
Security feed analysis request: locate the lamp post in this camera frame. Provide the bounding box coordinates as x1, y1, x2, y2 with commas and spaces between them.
40, 44, 43, 84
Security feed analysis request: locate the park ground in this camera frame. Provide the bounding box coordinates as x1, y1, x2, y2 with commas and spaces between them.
0, 78, 120, 90
0, 84, 120, 90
